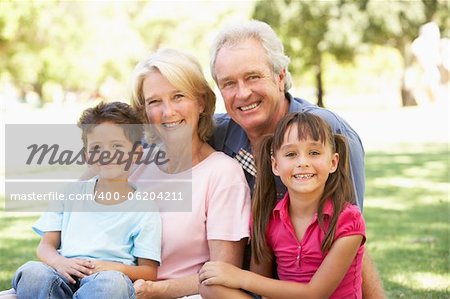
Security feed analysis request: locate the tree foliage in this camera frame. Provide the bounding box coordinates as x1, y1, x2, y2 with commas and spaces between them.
252, 0, 449, 107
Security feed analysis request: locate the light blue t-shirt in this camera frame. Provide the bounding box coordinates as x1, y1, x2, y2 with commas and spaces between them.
32, 177, 161, 265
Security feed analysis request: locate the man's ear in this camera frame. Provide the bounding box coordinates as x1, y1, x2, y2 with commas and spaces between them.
277, 68, 286, 92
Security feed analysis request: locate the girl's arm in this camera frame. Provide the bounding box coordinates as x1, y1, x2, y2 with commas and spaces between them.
199, 235, 363, 299
37, 231, 94, 284
90, 258, 158, 281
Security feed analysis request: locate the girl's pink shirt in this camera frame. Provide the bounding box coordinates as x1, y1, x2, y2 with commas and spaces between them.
266, 193, 365, 298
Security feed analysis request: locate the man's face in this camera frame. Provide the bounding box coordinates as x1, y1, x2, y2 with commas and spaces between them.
213, 38, 285, 134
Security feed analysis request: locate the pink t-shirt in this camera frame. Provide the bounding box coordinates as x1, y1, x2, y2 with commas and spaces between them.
131, 151, 251, 280
266, 193, 365, 298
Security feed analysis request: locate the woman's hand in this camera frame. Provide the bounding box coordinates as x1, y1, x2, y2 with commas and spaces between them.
134, 279, 169, 299
51, 256, 94, 284
198, 261, 244, 289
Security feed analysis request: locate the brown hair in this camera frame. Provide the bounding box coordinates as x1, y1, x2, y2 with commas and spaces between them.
251, 112, 355, 263
77, 101, 143, 149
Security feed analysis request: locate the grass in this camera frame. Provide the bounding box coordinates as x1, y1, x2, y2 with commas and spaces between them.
1, 143, 449, 297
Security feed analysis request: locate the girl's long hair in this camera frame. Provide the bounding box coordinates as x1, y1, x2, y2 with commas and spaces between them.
251, 112, 355, 263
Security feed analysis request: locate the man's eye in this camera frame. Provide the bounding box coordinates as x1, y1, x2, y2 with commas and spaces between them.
222, 81, 235, 88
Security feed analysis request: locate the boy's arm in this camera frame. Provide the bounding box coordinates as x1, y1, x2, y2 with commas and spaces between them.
37, 231, 93, 284
90, 258, 158, 281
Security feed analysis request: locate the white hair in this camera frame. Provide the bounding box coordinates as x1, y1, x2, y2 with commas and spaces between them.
210, 19, 292, 91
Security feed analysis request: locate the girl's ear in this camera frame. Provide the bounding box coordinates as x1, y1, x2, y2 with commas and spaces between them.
271, 155, 280, 176
329, 152, 339, 173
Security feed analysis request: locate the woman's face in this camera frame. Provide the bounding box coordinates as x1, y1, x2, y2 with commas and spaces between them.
142, 71, 204, 143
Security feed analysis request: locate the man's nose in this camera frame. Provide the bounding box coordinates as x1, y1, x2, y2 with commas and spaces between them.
235, 81, 252, 100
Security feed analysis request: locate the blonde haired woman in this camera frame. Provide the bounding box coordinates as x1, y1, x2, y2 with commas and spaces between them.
130, 48, 251, 298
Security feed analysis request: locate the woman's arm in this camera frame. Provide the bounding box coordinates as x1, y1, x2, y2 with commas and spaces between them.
90, 258, 158, 281
37, 231, 93, 284
200, 235, 363, 299
199, 239, 249, 299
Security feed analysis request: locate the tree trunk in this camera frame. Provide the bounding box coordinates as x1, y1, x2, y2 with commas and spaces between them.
316, 63, 324, 107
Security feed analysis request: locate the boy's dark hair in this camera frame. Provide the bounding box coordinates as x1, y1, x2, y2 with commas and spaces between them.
77, 101, 144, 148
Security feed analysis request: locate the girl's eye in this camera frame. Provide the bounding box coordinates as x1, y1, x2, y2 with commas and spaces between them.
310, 151, 320, 156
284, 152, 296, 158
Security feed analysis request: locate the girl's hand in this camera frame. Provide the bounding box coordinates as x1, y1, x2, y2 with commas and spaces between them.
52, 257, 94, 284
198, 261, 243, 289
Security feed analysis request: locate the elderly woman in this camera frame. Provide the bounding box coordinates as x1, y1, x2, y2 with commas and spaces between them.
130, 48, 251, 299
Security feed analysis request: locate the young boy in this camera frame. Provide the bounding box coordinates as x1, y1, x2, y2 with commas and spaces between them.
12, 102, 161, 299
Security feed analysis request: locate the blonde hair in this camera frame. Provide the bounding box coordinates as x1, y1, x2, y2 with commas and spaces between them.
131, 48, 216, 142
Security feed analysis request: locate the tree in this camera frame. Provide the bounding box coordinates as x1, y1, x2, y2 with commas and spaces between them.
362, 0, 449, 106
253, 0, 366, 107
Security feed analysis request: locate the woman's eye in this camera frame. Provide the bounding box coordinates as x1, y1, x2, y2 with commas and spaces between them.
173, 94, 184, 100
146, 99, 160, 106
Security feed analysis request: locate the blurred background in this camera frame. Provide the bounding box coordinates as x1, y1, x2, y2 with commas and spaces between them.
0, 0, 449, 297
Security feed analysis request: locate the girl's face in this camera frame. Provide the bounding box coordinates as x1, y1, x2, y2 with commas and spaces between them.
142, 71, 204, 143
271, 124, 339, 200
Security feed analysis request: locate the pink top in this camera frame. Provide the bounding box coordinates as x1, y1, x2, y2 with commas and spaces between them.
266, 193, 365, 298
131, 151, 251, 280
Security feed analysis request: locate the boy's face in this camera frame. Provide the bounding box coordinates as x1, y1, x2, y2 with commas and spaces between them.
85, 122, 140, 181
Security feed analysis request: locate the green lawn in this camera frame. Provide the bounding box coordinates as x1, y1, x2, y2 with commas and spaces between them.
1, 143, 449, 297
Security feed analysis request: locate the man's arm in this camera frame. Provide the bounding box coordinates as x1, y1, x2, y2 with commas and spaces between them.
362, 251, 386, 299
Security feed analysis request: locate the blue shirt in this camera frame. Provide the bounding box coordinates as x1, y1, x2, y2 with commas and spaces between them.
209, 92, 365, 211
33, 177, 162, 265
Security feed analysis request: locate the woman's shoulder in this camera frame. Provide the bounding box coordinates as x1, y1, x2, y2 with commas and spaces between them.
197, 151, 243, 171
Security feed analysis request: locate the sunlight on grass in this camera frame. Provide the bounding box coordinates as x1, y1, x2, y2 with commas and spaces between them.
392, 272, 450, 291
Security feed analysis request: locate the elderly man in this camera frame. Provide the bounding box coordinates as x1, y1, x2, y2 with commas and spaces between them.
204, 20, 385, 299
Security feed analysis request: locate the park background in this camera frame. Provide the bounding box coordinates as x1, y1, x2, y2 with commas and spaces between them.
0, 1, 448, 298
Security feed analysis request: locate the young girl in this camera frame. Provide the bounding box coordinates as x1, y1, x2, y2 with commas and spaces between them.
199, 112, 366, 298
